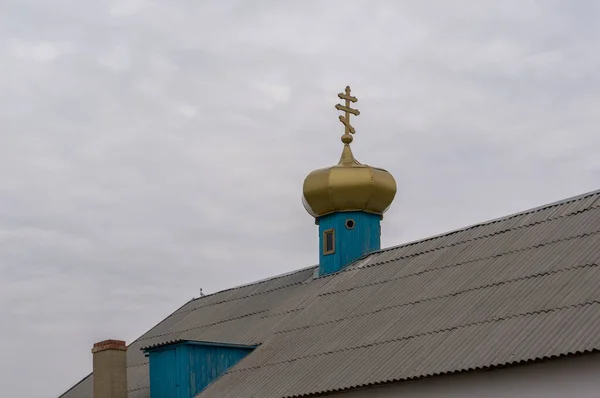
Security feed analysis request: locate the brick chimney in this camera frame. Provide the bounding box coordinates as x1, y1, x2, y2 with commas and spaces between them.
92, 339, 128, 398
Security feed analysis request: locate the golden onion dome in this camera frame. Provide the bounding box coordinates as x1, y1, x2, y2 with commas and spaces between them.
302, 86, 397, 218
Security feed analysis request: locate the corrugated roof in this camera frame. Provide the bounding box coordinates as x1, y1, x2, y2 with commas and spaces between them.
60, 189, 600, 398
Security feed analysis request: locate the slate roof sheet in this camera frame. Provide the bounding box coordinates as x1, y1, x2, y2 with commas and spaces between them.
60, 189, 600, 398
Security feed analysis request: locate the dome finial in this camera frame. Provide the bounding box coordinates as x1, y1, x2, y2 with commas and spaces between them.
335, 86, 360, 145
302, 85, 396, 219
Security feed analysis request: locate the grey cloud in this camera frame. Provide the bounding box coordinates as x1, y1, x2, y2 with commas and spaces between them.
1, 1, 600, 397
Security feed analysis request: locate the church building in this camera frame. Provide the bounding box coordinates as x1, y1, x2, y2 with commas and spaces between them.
61, 87, 600, 398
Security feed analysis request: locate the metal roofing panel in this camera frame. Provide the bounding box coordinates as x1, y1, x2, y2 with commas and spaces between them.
512, 210, 541, 228
61, 189, 600, 398
60, 376, 92, 398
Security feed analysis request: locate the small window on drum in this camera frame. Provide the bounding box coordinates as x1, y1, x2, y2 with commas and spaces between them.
323, 229, 335, 255
345, 219, 355, 229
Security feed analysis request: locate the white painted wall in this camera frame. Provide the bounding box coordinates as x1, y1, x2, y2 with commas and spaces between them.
330, 353, 600, 398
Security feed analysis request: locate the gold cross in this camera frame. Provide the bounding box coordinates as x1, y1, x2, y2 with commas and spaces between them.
335, 86, 360, 144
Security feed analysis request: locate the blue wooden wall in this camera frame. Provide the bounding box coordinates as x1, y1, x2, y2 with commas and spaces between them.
148, 347, 180, 398
318, 211, 381, 276
147, 341, 255, 398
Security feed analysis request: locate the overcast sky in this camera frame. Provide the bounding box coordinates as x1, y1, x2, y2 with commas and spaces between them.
2, 1, 600, 397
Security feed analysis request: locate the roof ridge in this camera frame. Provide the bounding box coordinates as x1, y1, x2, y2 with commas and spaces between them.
170, 188, 600, 302
322, 229, 600, 296
57, 373, 92, 398
374, 188, 600, 256
188, 264, 317, 303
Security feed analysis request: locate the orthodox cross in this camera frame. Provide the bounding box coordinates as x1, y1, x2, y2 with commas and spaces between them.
335, 86, 360, 144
